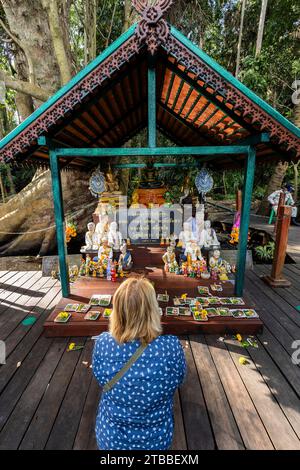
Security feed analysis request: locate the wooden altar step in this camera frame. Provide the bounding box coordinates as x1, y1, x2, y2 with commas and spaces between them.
43, 269, 263, 337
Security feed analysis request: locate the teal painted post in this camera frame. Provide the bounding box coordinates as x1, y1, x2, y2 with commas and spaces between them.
49, 150, 70, 298
235, 146, 256, 296
148, 67, 156, 148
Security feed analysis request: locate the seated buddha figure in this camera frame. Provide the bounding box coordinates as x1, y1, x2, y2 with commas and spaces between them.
200, 220, 220, 250
139, 160, 163, 189
95, 214, 109, 244
82, 222, 98, 251
107, 221, 123, 261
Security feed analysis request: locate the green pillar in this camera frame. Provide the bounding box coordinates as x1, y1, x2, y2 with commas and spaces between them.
235, 146, 256, 296
148, 66, 156, 148
49, 150, 70, 298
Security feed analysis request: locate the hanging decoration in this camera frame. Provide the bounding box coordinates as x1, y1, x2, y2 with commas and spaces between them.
195, 168, 214, 197
89, 167, 106, 198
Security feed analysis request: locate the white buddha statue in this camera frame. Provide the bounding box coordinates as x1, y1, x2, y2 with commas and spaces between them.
95, 214, 109, 245
178, 222, 193, 249
82, 222, 98, 251
200, 220, 220, 249
108, 221, 123, 259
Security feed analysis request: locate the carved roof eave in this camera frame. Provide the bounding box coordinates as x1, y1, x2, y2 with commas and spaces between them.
0, 0, 299, 163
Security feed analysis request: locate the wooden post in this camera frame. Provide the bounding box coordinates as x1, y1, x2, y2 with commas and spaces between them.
262, 204, 292, 288
235, 146, 256, 296
49, 150, 70, 298
236, 189, 242, 213
148, 66, 156, 149
273, 191, 285, 234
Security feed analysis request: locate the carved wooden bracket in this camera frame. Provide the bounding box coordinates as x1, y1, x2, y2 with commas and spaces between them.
132, 0, 173, 55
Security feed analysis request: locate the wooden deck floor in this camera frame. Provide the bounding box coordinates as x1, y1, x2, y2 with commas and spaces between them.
0, 266, 300, 450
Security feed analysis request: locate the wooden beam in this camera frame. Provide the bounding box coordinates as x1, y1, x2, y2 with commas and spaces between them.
112, 162, 201, 168
235, 146, 256, 296
53, 145, 250, 157
148, 66, 156, 148
49, 150, 70, 298
234, 133, 270, 146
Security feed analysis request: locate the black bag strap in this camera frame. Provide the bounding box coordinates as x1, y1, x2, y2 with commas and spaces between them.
103, 343, 148, 393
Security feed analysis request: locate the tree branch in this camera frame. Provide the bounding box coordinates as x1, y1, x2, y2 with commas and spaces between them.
0, 70, 51, 102
0, 18, 35, 84
42, 0, 72, 85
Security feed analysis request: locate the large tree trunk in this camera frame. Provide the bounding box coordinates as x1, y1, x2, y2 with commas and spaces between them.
1, 0, 62, 94
235, 0, 246, 78
0, 169, 97, 256
258, 161, 289, 215
42, 0, 73, 85
255, 0, 268, 57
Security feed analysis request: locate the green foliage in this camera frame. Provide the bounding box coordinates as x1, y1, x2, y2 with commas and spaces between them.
254, 241, 275, 261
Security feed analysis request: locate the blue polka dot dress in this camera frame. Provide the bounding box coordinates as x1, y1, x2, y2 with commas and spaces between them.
92, 332, 186, 450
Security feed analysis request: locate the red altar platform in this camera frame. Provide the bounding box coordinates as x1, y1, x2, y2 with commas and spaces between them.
43, 245, 263, 337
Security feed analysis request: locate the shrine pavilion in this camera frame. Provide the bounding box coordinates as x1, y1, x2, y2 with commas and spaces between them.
0, 0, 299, 336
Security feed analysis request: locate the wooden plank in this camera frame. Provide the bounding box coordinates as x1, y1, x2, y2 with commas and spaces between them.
171, 390, 187, 450
5, 281, 60, 357
0, 271, 36, 301
0, 271, 22, 293
0, 286, 61, 393
258, 264, 299, 306
190, 335, 244, 449
73, 376, 101, 451
225, 337, 300, 449
205, 334, 273, 449
178, 338, 215, 449
245, 271, 300, 350
20, 338, 87, 450
0, 335, 53, 434
256, 328, 300, 397
0, 337, 67, 449
246, 338, 300, 439
0, 272, 42, 315
45, 339, 94, 450
0, 274, 54, 340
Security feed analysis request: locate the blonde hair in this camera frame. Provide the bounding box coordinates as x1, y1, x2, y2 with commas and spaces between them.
109, 277, 162, 344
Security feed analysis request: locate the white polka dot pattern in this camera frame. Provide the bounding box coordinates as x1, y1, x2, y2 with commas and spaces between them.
92, 332, 186, 450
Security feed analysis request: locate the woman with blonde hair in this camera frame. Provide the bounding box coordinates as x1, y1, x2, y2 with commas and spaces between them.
92, 276, 186, 450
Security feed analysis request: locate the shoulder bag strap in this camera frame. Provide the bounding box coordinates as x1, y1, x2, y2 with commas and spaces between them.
103, 343, 148, 393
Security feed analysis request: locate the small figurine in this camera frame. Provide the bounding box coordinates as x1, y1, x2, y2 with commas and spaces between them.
98, 237, 113, 263
185, 240, 203, 262
130, 191, 140, 208
118, 243, 133, 271
219, 265, 229, 281
95, 214, 109, 244
200, 220, 220, 250
108, 221, 123, 260
111, 263, 117, 282
85, 254, 92, 275
162, 246, 178, 272
82, 222, 98, 251
209, 249, 223, 271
